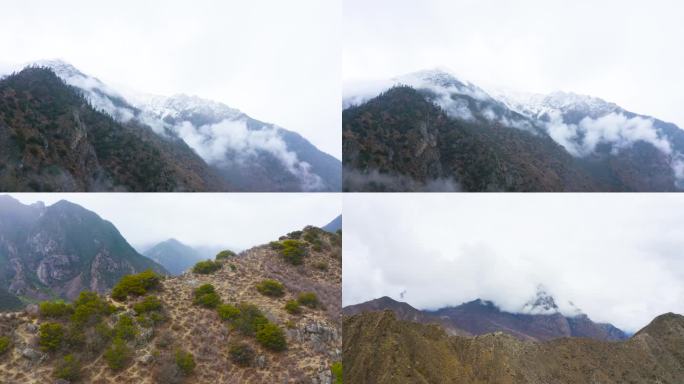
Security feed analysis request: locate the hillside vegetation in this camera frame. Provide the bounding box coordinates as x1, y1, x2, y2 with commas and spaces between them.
0, 226, 342, 383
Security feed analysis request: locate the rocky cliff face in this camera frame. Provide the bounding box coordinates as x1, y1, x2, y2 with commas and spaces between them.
343, 310, 684, 384
0, 196, 166, 307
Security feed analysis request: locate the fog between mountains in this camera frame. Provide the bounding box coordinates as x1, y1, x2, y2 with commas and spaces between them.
342, 194, 684, 333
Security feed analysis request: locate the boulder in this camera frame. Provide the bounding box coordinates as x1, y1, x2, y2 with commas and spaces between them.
21, 347, 45, 361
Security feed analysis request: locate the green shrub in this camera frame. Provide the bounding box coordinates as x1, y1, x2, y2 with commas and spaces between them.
217, 304, 240, 321
231, 303, 269, 336
39, 322, 64, 351
54, 354, 81, 382
297, 292, 320, 308
71, 291, 114, 326
193, 284, 221, 308
111, 270, 161, 301
269, 241, 284, 250
194, 283, 216, 296
113, 315, 137, 341
39, 300, 73, 318
133, 295, 162, 314
64, 325, 86, 350
255, 279, 285, 297
192, 260, 222, 274
287, 230, 303, 239
89, 322, 113, 352
331, 361, 343, 384
215, 250, 236, 260
104, 338, 132, 371
0, 336, 10, 355
228, 343, 254, 367
284, 300, 302, 315
175, 349, 196, 376
229, 264, 237, 272
255, 323, 287, 351
302, 229, 319, 243
279, 239, 307, 265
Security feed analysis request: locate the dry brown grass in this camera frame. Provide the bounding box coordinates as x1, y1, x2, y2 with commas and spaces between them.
0, 229, 341, 383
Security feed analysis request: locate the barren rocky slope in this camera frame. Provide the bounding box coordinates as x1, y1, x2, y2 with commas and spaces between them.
344, 311, 684, 384
0, 226, 342, 383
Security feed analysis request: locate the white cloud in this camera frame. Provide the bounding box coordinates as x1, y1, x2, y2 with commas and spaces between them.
175, 119, 323, 190
344, 0, 684, 135
0, 0, 340, 158
343, 194, 684, 332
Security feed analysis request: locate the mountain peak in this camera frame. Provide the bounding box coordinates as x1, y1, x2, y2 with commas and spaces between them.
521, 285, 560, 315
28, 59, 90, 82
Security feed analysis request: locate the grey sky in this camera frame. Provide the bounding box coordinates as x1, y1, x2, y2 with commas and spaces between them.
0, 0, 341, 158
8, 193, 341, 252
343, 193, 684, 332
344, 0, 684, 129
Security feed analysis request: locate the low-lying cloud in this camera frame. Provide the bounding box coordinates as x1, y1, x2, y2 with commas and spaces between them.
546, 111, 672, 157
175, 118, 323, 191
343, 194, 684, 332
343, 168, 460, 192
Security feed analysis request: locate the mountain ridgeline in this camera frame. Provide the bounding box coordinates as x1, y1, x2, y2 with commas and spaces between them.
344, 310, 684, 384
343, 70, 684, 191
0, 225, 342, 383
0, 195, 167, 308
343, 293, 627, 342
0, 62, 341, 192
321, 215, 342, 233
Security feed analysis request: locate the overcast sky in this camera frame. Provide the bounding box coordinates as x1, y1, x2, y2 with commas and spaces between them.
343, 194, 684, 332
0, 0, 341, 158
8, 193, 340, 252
344, 0, 684, 129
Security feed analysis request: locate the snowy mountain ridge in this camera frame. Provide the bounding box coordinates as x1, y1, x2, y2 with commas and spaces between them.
3, 59, 341, 191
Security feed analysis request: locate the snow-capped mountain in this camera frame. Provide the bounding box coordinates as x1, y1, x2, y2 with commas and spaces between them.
344, 68, 539, 133
494, 90, 622, 122
11, 60, 341, 191
520, 286, 584, 317
343, 68, 684, 190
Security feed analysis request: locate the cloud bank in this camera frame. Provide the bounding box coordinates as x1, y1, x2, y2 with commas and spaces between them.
546, 111, 672, 157
174, 118, 323, 190
343, 194, 684, 332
